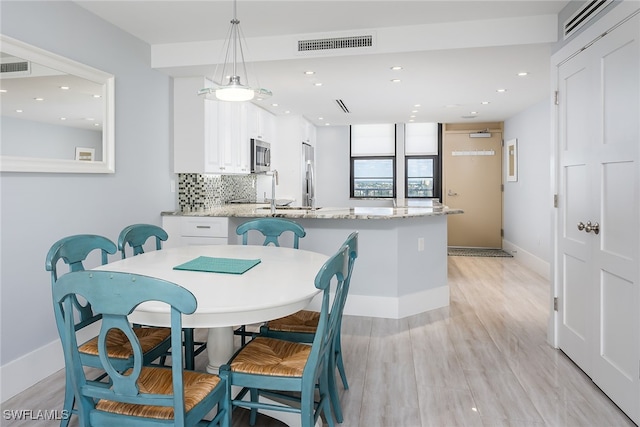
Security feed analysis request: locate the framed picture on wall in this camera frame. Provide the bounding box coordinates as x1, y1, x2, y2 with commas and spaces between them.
75, 147, 95, 161
506, 138, 518, 182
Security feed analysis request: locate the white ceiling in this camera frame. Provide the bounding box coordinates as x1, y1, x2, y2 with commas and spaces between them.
77, 0, 570, 127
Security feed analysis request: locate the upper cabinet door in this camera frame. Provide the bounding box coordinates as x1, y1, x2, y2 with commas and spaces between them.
247, 103, 276, 143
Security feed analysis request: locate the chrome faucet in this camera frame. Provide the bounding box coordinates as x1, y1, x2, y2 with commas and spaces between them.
269, 170, 278, 214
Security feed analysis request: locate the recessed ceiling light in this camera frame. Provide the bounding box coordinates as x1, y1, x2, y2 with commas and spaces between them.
34, 97, 44, 101
86, 117, 95, 121
0, 89, 6, 93
318, 117, 324, 121
414, 104, 421, 107
411, 110, 418, 113
409, 119, 415, 122
470, 111, 478, 115
481, 101, 490, 105
304, 71, 315, 75
60, 86, 69, 90
410, 115, 416, 118
497, 88, 507, 93
517, 72, 529, 76
60, 117, 66, 121
93, 94, 101, 98
390, 66, 403, 71
325, 123, 330, 126
16, 109, 23, 113
314, 82, 323, 87
391, 79, 401, 83
271, 103, 278, 107
284, 110, 290, 114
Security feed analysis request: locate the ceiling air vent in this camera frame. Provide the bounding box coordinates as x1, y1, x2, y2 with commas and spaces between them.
298, 35, 373, 52
563, 0, 613, 39
335, 99, 350, 113
1, 61, 30, 74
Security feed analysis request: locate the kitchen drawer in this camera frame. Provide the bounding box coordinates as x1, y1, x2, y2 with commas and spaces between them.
180, 217, 228, 238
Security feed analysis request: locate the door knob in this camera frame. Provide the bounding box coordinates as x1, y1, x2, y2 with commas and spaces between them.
584, 221, 600, 235
577, 222, 585, 231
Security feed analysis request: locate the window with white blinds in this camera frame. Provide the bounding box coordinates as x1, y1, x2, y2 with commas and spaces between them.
351, 124, 395, 156
405, 122, 438, 155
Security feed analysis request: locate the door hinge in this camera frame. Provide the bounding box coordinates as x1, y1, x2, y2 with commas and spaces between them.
554, 90, 559, 105
501, 184, 504, 192
501, 228, 504, 237
554, 297, 558, 311
554, 194, 559, 208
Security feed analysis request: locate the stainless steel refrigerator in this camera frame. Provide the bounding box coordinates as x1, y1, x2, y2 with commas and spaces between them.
302, 143, 315, 207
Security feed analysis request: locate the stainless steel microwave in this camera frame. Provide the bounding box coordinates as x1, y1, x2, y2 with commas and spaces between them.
251, 139, 271, 173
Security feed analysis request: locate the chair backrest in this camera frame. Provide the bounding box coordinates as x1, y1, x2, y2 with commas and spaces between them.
53, 270, 197, 425
117, 224, 168, 259
302, 245, 349, 387
235, 218, 306, 248
338, 231, 358, 315
45, 234, 117, 330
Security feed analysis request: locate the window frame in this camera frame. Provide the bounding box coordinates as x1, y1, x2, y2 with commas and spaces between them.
350, 125, 397, 199
350, 156, 397, 199
404, 155, 440, 199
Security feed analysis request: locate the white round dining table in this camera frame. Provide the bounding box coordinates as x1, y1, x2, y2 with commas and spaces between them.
94, 244, 327, 374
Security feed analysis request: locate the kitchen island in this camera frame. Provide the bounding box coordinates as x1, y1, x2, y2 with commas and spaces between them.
162, 202, 462, 319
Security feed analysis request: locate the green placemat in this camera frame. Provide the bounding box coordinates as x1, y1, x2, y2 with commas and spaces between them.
173, 256, 261, 274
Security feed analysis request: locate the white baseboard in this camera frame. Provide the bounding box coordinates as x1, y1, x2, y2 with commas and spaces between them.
307, 285, 450, 319
1, 339, 65, 403
502, 240, 551, 280
1, 323, 99, 404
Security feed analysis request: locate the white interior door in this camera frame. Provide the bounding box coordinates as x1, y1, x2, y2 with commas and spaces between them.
557, 12, 639, 424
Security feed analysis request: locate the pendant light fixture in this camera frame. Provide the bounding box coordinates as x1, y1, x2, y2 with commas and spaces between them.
198, 0, 271, 102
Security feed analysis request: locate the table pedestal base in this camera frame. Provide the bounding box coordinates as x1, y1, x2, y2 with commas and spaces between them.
205, 326, 235, 374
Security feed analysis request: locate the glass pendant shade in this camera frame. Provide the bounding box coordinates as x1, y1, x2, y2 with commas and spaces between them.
198, 1, 271, 102
215, 76, 254, 101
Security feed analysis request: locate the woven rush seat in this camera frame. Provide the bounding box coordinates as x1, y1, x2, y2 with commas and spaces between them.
267, 310, 319, 334
96, 367, 221, 419
230, 337, 311, 377
78, 327, 171, 359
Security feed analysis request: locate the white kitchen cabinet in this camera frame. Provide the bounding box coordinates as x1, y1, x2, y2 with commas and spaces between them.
215, 102, 249, 174
162, 216, 230, 248
247, 103, 276, 143
173, 77, 250, 174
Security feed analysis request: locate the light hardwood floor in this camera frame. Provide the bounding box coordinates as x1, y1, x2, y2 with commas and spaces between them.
2, 255, 635, 426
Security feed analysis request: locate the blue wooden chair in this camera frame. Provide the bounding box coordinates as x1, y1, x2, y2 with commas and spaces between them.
235, 217, 306, 248
117, 223, 207, 371
116, 223, 168, 258
259, 231, 358, 423
46, 234, 172, 427
219, 244, 350, 427
53, 270, 228, 427
234, 218, 307, 345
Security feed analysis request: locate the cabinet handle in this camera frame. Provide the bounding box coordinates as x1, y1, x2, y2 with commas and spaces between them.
196, 225, 211, 229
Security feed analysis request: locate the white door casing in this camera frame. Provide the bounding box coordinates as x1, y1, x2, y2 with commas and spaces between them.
555, 10, 639, 424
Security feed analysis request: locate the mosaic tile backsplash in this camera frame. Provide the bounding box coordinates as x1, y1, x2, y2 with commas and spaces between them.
177, 173, 256, 211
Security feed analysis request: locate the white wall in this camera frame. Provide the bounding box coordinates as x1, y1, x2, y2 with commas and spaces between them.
0, 1, 175, 400
503, 98, 552, 277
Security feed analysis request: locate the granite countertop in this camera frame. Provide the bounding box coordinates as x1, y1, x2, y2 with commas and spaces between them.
162, 202, 463, 220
